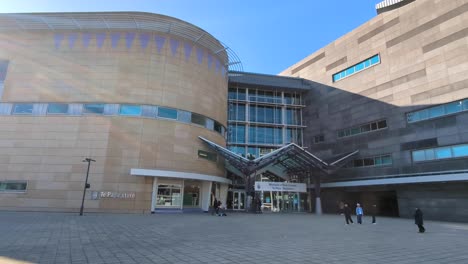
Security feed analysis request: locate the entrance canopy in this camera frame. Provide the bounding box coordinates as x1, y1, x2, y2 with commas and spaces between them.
199, 136, 358, 180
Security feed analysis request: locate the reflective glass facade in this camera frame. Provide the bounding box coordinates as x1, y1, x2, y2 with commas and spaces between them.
227, 86, 304, 158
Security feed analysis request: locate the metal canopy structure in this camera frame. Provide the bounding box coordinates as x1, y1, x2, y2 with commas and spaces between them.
199, 136, 359, 180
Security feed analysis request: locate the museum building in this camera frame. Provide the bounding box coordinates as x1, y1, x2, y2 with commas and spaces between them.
1, 0, 468, 221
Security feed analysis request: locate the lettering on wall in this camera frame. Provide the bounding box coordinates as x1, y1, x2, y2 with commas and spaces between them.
91, 191, 136, 200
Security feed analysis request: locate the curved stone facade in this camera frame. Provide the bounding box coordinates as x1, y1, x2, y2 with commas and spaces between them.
0, 12, 228, 213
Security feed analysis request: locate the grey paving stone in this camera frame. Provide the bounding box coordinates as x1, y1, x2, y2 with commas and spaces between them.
0, 212, 467, 264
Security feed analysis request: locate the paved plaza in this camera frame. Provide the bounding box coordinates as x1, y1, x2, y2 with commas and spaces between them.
0, 212, 467, 264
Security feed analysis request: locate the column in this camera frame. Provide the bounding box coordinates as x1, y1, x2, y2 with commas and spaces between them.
219, 183, 229, 209
201, 181, 212, 212
150, 177, 158, 213
314, 175, 322, 215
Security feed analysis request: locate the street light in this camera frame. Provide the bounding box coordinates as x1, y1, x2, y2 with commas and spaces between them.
79, 158, 96, 216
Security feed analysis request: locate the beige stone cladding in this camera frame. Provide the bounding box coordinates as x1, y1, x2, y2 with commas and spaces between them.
0, 13, 228, 213
0, 116, 225, 213
0, 30, 227, 124
281, 0, 468, 109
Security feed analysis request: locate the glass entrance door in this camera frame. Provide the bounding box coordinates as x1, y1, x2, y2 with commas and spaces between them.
228, 191, 245, 210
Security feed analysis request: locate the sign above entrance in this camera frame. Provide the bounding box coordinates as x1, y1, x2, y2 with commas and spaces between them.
254, 182, 307, 193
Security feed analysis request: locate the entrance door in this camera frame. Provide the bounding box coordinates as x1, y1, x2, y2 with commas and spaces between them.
231, 191, 245, 210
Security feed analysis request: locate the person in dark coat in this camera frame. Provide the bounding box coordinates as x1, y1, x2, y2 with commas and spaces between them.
344, 203, 354, 225
414, 208, 425, 233
370, 204, 377, 224
213, 198, 218, 215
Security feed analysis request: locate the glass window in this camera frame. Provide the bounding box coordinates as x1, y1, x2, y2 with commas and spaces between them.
377, 120, 387, 129
229, 146, 245, 156
445, 101, 462, 114
119, 105, 141, 116
363, 158, 374, 166
350, 127, 360, 135
435, 147, 452, 159
371, 122, 378, 130
228, 88, 237, 100
156, 184, 181, 207
452, 145, 468, 157
429, 105, 444, 118
412, 150, 425, 162
360, 124, 371, 133
374, 156, 382, 165
424, 149, 435, 160
0, 181, 27, 192
47, 103, 68, 114
83, 104, 104, 114
418, 109, 429, 120
381, 155, 392, 165
191, 113, 206, 126
354, 160, 363, 167
338, 130, 345, 138
12, 103, 33, 114
355, 63, 364, 72
214, 122, 223, 134
463, 99, 468, 110
238, 89, 246, 101
158, 107, 177, 119
370, 55, 380, 65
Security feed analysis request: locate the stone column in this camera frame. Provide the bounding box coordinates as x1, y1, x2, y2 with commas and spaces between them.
201, 181, 212, 212
314, 175, 322, 215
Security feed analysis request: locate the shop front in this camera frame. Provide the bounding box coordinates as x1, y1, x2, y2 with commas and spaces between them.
255, 181, 308, 213
130, 169, 231, 213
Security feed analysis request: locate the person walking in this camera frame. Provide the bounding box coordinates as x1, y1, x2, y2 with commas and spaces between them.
414, 208, 425, 233
344, 203, 354, 225
370, 204, 377, 224
356, 203, 364, 224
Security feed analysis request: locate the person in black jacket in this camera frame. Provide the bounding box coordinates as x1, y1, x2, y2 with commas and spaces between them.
344, 203, 354, 225
414, 208, 425, 233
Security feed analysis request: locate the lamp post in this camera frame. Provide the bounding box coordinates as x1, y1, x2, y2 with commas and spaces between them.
79, 158, 95, 216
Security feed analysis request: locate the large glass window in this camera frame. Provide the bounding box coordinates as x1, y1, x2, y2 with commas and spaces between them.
284, 93, 302, 105
351, 155, 392, 168
249, 126, 282, 145
286, 128, 302, 144
83, 104, 105, 114
228, 146, 246, 156
286, 108, 301, 125
156, 184, 181, 207
333, 54, 380, 82
158, 107, 177, 119
249, 105, 281, 124
228, 88, 246, 101
249, 90, 281, 104
407, 99, 468, 123
228, 124, 245, 143
228, 103, 246, 121
119, 105, 141, 116
47, 103, 69, 114
338, 119, 387, 138
12, 103, 33, 115
412, 144, 468, 162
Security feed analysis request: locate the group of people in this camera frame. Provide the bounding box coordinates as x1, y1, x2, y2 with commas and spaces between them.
342, 202, 426, 233
343, 203, 376, 225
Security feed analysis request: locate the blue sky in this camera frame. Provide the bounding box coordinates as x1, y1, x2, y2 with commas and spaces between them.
0, 0, 378, 74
